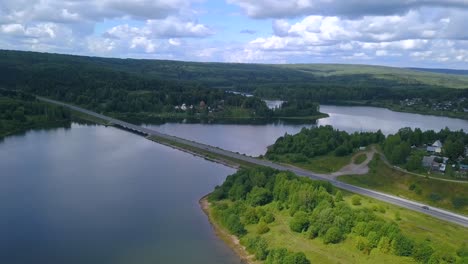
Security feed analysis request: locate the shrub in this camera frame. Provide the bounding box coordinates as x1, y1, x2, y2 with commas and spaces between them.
248, 187, 273, 206
257, 221, 270, 234
413, 242, 434, 263
392, 235, 414, 256
289, 211, 310, 233
351, 195, 362, 206
262, 212, 275, 224
324, 227, 343, 244
244, 207, 260, 224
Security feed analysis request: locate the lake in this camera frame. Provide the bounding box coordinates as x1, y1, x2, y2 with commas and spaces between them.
145, 105, 468, 156
1, 104, 467, 263
0, 124, 240, 264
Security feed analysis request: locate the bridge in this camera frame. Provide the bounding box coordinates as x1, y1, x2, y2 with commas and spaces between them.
38, 96, 468, 228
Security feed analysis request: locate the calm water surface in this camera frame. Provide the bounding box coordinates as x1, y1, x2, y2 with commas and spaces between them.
145, 105, 468, 156
2, 105, 467, 264
0, 124, 239, 264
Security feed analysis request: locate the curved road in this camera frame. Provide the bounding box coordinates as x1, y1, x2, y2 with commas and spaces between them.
38, 97, 468, 228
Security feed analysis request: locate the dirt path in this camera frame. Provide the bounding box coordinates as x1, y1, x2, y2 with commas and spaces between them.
328, 146, 377, 179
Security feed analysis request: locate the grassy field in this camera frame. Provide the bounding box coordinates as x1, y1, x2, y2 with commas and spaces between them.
277, 64, 468, 89
207, 190, 468, 264
338, 155, 468, 215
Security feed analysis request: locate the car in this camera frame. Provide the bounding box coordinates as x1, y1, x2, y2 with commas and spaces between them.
422, 206, 429, 210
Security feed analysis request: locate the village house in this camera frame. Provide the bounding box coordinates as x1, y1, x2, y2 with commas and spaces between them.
427, 140, 443, 153
422, 155, 448, 172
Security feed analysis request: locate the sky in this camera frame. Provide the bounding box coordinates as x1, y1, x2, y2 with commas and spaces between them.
1, 0, 468, 68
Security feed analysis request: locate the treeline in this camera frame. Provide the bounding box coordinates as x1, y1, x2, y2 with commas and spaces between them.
266, 125, 385, 162
0, 50, 323, 119
0, 90, 71, 138
254, 81, 468, 104
208, 168, 466, 263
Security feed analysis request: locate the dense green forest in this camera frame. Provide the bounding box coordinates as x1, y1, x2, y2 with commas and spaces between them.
0, 89, 71, 138
266, 125, 385, 162
0, 50, 467, 120
208, 167, 467, 263
0, 50, 324, 120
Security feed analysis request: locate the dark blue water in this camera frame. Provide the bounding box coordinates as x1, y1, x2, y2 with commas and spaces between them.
0, 124, 239, 264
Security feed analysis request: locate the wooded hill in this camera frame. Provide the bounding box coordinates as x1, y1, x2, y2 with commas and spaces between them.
1, 49, 467, 119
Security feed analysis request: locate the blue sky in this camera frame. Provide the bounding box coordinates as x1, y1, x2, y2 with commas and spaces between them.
1, 0, 468, 68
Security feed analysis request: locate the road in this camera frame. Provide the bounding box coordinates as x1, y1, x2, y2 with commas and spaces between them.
38, 96, 468, 228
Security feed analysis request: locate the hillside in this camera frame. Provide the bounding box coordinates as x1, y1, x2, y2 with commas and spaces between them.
1, 49, 468, 90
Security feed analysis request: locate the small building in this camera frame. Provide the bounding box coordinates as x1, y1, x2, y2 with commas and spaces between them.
427, 140, 443, 153
422, 156, 435, 167
422, 155, 446, 173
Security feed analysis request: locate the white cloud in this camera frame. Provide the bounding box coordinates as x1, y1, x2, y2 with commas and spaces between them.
228, 0, 468, 19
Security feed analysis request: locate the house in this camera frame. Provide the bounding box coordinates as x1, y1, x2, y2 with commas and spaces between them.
422, 156, 435, 167
427, 140, 443, 153
422, 155, 447, 173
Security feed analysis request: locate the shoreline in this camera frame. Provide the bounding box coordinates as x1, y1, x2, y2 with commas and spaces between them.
199, 195, 257, 264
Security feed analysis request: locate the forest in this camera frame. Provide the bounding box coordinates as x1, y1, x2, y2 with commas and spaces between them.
0, 50, 466, 121
0, 50, 324, 120
265, 125, 385, 163
208, 167, 467, 263
0, 89, 71, 138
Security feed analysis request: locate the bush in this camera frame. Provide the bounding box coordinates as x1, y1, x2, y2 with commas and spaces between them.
392, 235, 414, 256
262, 212, 275, 224
245, 236, 269, 261
351, 195, 362, 206
265, 248, 310, 264
452, 197, 468, 209
244, 207, 260, 224
257, 221, 270, 234
324, 227, 343, 244
289, 211, 310, 233
335, 190, 343, 202
248, 187, 273, 206
428, 193, 442, 202
226, 214, 246, 237
413, 242, 434, 263
335, 145, 349, 156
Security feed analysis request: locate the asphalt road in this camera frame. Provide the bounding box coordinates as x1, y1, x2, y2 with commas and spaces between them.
38, 97, 468, 228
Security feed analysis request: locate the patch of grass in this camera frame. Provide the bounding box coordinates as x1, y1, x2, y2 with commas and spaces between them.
354, 153, 367, 165
338, 154, 468, 215
277, 153, 352, 173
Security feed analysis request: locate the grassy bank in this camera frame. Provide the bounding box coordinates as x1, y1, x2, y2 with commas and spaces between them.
147, 135, 258, 170
338, 155, 468, 215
